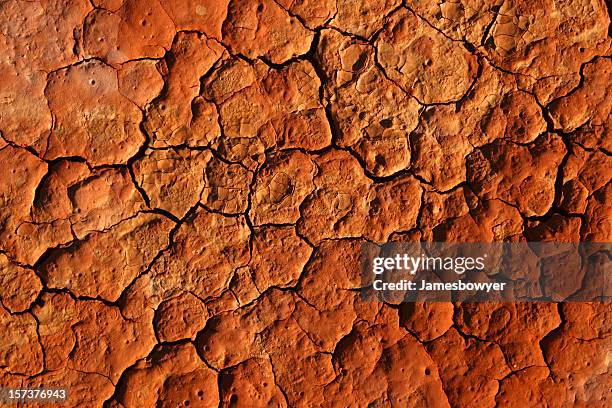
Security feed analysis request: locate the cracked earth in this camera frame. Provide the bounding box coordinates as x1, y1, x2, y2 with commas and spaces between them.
0, 0, 610, 407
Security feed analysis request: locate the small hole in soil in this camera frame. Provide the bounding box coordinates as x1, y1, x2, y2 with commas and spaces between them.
380, 118, 393, 128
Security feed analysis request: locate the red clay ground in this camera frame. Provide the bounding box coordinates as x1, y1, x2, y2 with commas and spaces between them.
0, 0, 610, 406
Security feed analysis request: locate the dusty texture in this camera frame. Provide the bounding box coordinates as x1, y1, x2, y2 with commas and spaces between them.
0, 1, 610, 407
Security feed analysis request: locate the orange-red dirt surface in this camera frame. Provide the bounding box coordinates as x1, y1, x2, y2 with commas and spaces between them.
0, 0, 611, 407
